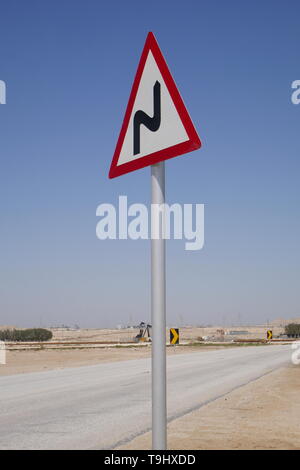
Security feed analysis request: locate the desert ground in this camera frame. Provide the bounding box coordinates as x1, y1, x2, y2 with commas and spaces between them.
0, 324, 299, 450
118, 365, 300, 450
2, 321, 296, 348
0, 323, 290, 376
39, 322, 298, 343
0, 345, 225, 376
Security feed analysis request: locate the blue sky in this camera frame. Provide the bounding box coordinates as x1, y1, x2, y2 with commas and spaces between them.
0, 0, 299, 327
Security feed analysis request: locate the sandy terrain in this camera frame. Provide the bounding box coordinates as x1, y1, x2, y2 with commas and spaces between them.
0, 344, 227, 376
48, 325, 286, 343
118, 365, 300, 450
2, 323, 297, 352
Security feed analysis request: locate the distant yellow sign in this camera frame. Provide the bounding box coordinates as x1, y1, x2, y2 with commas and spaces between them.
267, 330, 273, 340
170, 328, 179, 345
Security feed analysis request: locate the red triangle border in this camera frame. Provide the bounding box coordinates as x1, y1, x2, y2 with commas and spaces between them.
109, 32, 201, 179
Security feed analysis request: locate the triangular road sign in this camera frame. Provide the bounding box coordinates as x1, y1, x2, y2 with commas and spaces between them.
109, 32, 201, 178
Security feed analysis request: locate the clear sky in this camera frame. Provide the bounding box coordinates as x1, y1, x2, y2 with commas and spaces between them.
0, 0, 299, 328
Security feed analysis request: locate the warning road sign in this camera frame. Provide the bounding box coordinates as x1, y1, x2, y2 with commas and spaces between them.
170, 328, 179, 345
267, 330, 273, 340
109, 32, 201, 178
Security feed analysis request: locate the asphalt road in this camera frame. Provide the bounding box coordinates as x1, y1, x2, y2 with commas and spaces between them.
0, 345, 291, 449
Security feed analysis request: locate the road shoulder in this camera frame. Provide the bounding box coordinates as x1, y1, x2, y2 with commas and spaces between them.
118, 365, 300, 450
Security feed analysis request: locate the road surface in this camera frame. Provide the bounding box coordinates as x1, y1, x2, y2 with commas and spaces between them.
0, 345, 291, 449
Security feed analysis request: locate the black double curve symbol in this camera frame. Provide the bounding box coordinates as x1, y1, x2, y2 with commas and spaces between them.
133, 81, 161, 155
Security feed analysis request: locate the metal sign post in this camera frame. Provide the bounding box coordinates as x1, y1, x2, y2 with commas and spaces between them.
151, 161, 166, 450
108, 32, 201, 451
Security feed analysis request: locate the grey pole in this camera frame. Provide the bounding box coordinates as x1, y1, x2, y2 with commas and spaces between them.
151, 161, 166, 450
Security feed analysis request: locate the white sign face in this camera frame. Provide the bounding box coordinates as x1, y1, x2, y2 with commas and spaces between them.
109, 32, 201, 179
117, 51, 189, 166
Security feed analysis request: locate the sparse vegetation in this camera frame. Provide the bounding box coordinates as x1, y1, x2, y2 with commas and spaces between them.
0, 328, 53, 342
285, 323, 300, 337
